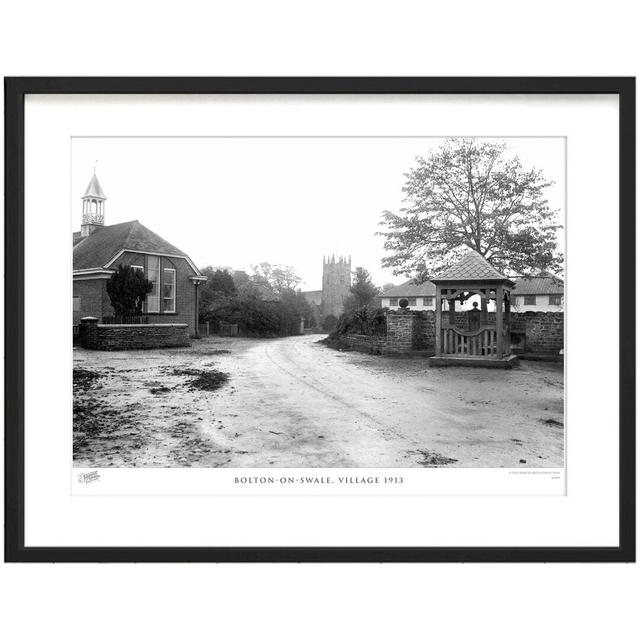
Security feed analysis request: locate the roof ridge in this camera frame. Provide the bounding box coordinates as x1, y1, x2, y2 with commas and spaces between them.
434, 249, 509, 282
123, 219, 141, 246
97, 219, 138, 230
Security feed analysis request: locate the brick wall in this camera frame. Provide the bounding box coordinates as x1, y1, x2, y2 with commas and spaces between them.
73, 252, 199, 336
114, 252, 198, 336
73, 279, 107, 325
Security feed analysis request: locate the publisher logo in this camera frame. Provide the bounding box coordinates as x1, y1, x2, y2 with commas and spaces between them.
78, 470, 101, 484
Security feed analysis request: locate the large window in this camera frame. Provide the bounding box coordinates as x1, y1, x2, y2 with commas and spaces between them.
146, 256, 160, 313
407, 297, 417, 306
163, 268, 176, 312
389, 297, 398, 306
423, 297, 434, 306
523, 295, 536, 306
549, 295, 562, 306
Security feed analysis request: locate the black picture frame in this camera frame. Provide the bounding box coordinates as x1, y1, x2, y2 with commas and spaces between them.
4, 77, 635, 563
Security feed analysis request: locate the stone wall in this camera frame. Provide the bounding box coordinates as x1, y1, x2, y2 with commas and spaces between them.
79, 318, 190, 350
411, 310, 563, 354
329, 309, 563, 356
339, 334, 388, 355
333, 310, 430, 356
437, 311, 563, 351
412, 310, 437, 350
512, 312, 564, 353
386, 311, 417, 354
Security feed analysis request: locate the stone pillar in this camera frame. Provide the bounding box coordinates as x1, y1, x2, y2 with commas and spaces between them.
386, 310, 416, 354
79, 316, 99, 349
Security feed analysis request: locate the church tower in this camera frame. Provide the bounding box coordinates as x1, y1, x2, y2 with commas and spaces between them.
80, 170, 107, 237
321, 255, 352, 318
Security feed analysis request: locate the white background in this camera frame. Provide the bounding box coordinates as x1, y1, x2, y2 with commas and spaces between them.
27, 94, 601, 546
1, 1, 638, 639
70, 135, 565, 289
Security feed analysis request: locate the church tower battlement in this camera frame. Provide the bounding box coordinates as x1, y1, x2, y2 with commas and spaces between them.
321, 254, 352, 318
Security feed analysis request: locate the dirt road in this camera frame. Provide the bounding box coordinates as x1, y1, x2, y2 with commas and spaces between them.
74, 334, 564, 468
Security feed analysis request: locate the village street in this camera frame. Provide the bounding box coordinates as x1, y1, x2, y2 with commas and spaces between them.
74, 334, 564, 468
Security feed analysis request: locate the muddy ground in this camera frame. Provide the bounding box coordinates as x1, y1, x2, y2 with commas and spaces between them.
73, 334, 564, 468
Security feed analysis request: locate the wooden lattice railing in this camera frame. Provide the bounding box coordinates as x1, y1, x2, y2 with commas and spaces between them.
441, 325, 498, 356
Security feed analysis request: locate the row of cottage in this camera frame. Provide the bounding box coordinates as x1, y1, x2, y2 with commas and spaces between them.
378, 276, 563, 312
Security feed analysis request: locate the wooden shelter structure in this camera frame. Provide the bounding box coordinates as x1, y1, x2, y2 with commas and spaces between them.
428, 251, 519, 368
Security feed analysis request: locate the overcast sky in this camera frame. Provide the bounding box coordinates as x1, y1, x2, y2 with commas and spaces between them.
72, 137, 565, 290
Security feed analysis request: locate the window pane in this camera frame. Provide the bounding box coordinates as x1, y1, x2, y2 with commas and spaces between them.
147, 256, 160, 312
408, 298, 416, 306
163, 268, 176, 312
424, 297, 434, 306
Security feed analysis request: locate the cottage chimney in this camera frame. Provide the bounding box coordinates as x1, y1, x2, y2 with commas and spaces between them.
80, 170, 106, 237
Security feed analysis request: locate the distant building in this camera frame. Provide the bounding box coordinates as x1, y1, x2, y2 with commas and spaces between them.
302, 289, 322, 307
379, 274, 564, 313
511, 276, 564, 311
378, 279, 436, 310
302, 255, 352, 321
73, 171, 206, 336
321, 255, 352, 317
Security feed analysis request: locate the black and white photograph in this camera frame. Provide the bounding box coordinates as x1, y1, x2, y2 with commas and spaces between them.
72, 135, 565, 471
6, 76, 632, 566
2, 1, 638, 637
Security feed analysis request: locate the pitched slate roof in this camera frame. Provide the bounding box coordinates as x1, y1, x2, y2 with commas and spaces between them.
512, 275, 564, 295
378, 279, 436, 298
73, 220, 189, 271
83, 173, 106, 199
433, 250, 509, 282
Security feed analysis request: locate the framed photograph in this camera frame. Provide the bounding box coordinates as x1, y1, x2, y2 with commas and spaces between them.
4, 77, 635, 562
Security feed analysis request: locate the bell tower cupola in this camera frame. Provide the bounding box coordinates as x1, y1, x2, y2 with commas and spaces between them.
81, 170, 107, 237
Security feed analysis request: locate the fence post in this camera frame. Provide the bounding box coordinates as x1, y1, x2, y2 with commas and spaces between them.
435, 287, 442, 356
